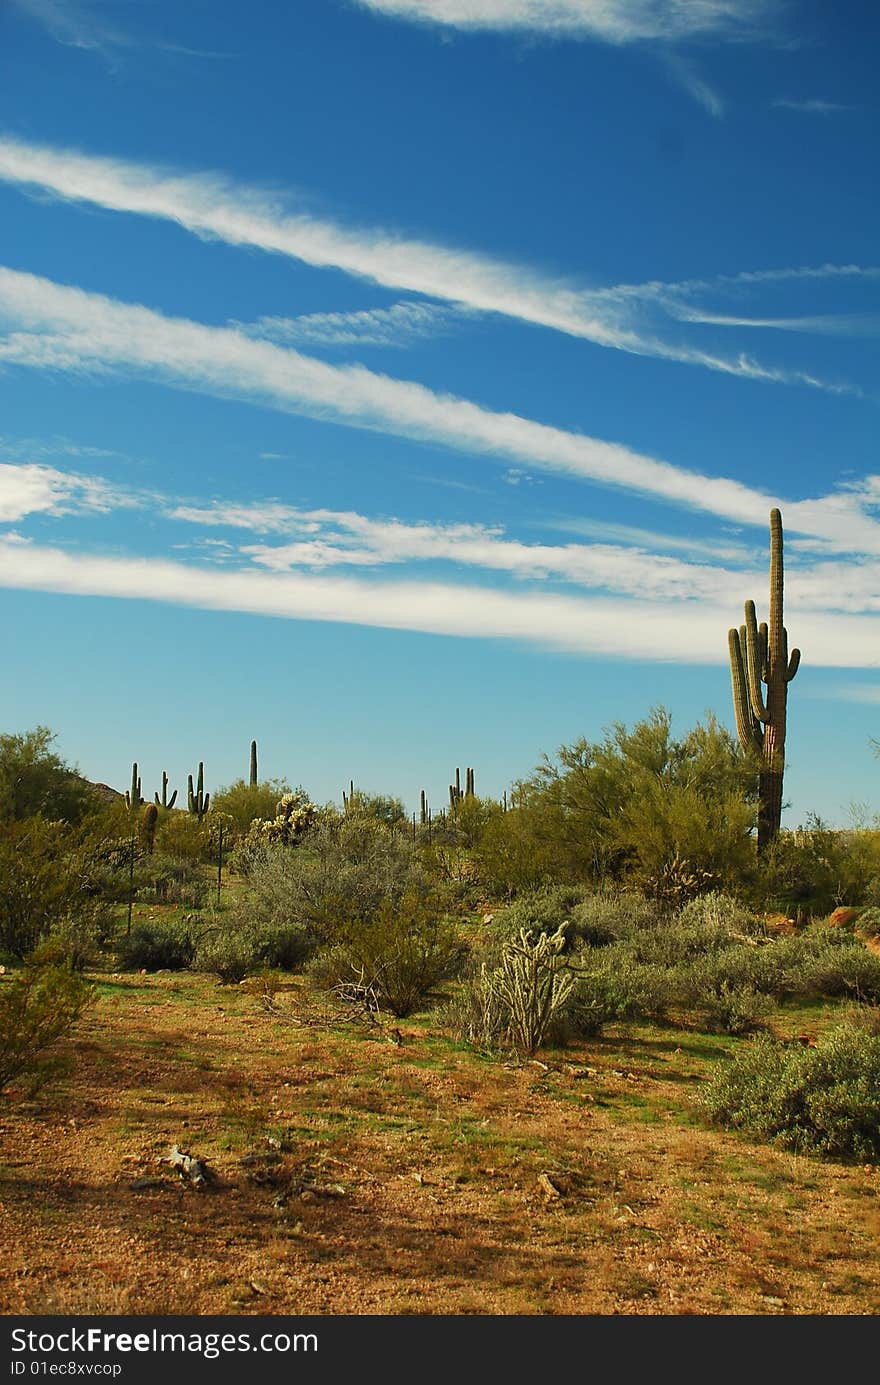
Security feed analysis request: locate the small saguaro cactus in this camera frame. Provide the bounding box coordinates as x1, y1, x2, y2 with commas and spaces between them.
249, 739, 258, 789
420, 789, 428, 825
728, 508, 801, 850
140, 801, 159, 855
465, 767, 475, 798
154, 771, 178, 811
124, 762, 143, 811
187, 761, 210, 820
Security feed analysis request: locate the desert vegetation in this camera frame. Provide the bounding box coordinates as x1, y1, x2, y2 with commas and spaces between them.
3, 689, 880, 1315
2, 519, 880, 1313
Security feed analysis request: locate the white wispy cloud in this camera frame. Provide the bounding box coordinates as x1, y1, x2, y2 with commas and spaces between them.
240, 301, 456, 349
1, 533, 878, 667
1, 266, 878, 550
167, 498, 757, 598
351, 1, 770, 44
162, 496, 880, 615
0, 264, 782, 525
663, 52, 725, 117
10, 0, 126, 53
0, 461, 129, 522
664, 307, 880, 337
772, 98, 850, 114
0, 135, 860, 388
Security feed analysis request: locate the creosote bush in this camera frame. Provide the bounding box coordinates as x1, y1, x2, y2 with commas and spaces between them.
309, 892, 467, 1017
0, 961, 96, 1098
702, 1023, 880, 1161
116, 920, 196, 972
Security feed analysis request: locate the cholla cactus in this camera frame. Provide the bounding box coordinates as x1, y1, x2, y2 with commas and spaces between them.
483, 926, 575, 1056
246, 793, 318, 848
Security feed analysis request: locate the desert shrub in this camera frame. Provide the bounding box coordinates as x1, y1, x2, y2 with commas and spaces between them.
677, 891, 767, 937
209, 778, 294, 835
0, 817, 73, 958
146, 854, 209, 909
193, 925, 259, 984
754, 819, 865, 920
484, 885, 593, 964
523, 709, 755, 891
343, 789, 408, 829
571, 949, 672, 1026
239, 816, 449, 944
0, 727, 97, 825
31, 905, 111, 973
0, 962, 96, 1098
0, 816, 120, 962
625, 919, 738, 968
698, 983, 774, 1035
856, 907, 880, 939
568, 890, 659, 945
115, 920, 196, 971
674, 943, 784, 1003
438, 975, 508, 1049
702, 1024, 880, 1161
312, 893, 467, 1018
468, 802, 561, 898
786, 936, 880, 1002
153, 812, 212, 864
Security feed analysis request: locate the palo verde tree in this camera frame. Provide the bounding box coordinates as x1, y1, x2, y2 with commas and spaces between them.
728, 508, 800, 850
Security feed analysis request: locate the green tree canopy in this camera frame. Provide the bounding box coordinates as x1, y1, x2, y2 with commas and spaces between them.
0, 727, 95, 825
520, 707, 756, 892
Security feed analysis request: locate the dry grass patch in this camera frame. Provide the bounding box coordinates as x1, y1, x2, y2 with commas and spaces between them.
1, 969, 879, 1315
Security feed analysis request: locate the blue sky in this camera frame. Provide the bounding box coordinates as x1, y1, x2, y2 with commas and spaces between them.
1, 0, 878, 824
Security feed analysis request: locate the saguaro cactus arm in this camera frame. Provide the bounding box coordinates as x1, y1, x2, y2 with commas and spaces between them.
728, 628, 763, 754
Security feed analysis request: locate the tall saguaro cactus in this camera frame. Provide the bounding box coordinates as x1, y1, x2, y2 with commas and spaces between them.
249, 740, 258, 789
187, 761, 210, 820
124, 762, 143, 811
728, 508, 801, 850
154, 771, 178, 811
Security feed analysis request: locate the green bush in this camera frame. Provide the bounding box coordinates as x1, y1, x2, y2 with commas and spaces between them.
698, 983, 773, 1035
239, 815, 449, 945
116, 920, 196, 971
313, 893, 467, 1018
147, 853, 210, 909
569, 950, 672, 1028
677, 890, 767, 937
154, 812, 212, 864
0, 962, 96, 1098
209, 778, 295, 835
856, 907, 880, 939
759, 929, 880, 1002
702, 1024, 880, 1161
568, 890, 659, 946
0, 817, 73, 958
0, 727, 97, 825
193, 925, 259, 984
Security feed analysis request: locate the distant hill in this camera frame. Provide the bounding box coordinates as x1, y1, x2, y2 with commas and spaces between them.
72, 774, 123, 806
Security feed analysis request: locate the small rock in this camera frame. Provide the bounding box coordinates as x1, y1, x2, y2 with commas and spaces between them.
537, 1172, 563, 1200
